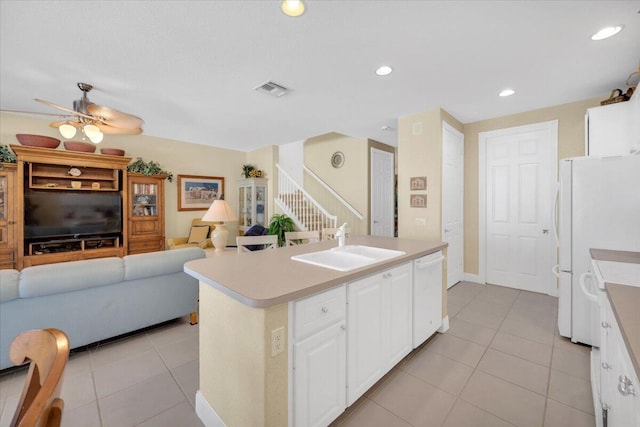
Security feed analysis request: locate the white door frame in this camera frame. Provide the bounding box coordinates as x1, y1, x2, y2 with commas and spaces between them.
441, 121, 464, 288
478, 120, 558, 295
370, 147, 395, 236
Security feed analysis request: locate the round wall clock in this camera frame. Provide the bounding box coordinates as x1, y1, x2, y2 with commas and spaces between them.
331, 151, 345, 168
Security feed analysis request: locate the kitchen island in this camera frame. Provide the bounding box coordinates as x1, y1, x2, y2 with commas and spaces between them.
184, 236, 447, 427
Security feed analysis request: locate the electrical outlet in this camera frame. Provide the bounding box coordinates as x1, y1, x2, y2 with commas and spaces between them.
271, 327, 285, 357
415, 218, 426, 226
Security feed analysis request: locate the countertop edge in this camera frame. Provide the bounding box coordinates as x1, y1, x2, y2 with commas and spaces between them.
605, 282, 640, 380
185, 239, 447, 308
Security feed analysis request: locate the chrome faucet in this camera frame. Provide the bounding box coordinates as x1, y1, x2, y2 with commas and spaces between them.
336, 223, 347, 247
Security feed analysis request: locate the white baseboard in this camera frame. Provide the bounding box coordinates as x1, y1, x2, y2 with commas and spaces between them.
196, 390, 227, 427
437, 315, 450, 333
463, 273, 482, 284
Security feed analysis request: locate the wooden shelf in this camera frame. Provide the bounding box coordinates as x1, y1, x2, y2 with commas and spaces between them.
29, 163, 120, 191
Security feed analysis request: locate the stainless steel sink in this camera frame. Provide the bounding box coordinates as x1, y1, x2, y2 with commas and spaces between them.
291, 245, 405, 271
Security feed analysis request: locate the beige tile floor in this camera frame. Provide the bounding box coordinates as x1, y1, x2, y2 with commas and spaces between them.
0, 281, 596, 427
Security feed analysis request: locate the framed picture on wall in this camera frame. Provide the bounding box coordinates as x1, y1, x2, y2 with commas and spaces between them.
177, 174, 225, 211
410, 176, 427, 191
410, 194, 427, 208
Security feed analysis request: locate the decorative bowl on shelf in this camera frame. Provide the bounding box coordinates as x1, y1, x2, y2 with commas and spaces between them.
100, 148, 125, 156
64, 141, 96, 153
16, 134, 61, 149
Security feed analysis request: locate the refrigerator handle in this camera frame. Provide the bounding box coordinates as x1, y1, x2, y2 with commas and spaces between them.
579, 272, 598, 303
551, 182, 560, 247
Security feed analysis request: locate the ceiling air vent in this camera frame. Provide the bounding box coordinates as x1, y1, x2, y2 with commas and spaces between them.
254, 81, 289, 97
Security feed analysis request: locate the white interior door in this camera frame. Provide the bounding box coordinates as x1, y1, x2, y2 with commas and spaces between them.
370, 148, 394, 236
442, 122, 464, 288
480, 121, 557, 294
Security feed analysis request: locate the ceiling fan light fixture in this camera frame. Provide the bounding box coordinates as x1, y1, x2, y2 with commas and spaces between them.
83, 124, 103, 143
59, 123, 77, 139
281, 0, 305, 17
591, 26, 623, 41
499, 88, 515, 97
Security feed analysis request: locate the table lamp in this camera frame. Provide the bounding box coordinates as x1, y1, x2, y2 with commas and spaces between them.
202, 200, 238, 251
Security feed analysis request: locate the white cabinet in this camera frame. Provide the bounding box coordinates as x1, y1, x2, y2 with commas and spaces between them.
600, 296, 640, 427
291, 286, 347, 427
346, 263, 413, 405
585, 100, 639, 157
238, 178, 267, 234
413, 251, 444, 347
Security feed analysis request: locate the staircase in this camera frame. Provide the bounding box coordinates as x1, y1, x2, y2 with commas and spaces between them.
275, 164, 337, 232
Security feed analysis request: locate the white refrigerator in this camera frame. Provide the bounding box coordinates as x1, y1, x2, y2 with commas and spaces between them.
556, 155, 640, 346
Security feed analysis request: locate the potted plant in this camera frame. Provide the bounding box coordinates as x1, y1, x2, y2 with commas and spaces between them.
268, 214, 295, 247
0, 145, 16, 164
127, 158, 174, 182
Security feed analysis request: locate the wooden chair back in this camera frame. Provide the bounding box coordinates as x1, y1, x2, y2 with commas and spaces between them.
322, 227, 352, 241
284, 231, 320, 246
236, 235, 278, 253
9, 328, 70, 427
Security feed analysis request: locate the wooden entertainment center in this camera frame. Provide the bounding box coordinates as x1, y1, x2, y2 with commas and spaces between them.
6, 145, 166, 270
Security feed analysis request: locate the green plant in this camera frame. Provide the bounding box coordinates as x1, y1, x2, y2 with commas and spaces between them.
0, 145, 16, 164
127, 158, 173, 182
268, 214, 295, 247
242, 164, 255, 178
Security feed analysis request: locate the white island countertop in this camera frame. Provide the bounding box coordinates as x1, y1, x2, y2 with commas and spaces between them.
184, 236, 447, 308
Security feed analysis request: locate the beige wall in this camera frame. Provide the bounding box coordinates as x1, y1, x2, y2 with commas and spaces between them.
199, 283, 288, 427
397, 108, 463, 317
462, 97, 601, 275
1, 112, 246, 244
304, 133, 369, 215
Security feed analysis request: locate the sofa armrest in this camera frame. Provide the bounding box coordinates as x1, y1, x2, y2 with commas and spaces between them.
167, 237, 188, 249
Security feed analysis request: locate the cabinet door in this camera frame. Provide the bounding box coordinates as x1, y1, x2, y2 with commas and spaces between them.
293, 321, 346, 427
587, 103, 634, 156
385, 263, 413, 367
347, 273, 385, 405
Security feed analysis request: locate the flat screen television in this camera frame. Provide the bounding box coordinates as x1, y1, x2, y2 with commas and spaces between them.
24, 190, 122, 240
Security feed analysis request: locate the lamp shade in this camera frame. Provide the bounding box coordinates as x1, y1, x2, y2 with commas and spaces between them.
202, 200, 238, 223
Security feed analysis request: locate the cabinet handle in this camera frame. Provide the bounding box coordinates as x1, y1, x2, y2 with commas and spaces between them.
321, 306, 328, 313
383, 273, 392, 279
601, 362, 612, 370
341, 325, 346, 330
601, 321, 611, 329
618, 375, 636, 396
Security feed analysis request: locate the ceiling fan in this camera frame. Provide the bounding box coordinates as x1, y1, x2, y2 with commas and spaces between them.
5, 82, 143, 143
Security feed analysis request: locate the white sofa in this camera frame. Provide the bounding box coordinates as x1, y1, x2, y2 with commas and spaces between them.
0, 247, 205, 370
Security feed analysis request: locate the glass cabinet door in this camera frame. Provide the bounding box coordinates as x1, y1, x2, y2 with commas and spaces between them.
256, 184, 266, 226
238, 178, 267, 234
132, 182, 158, 216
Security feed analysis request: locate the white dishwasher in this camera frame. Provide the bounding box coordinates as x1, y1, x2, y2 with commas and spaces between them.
412, 251, 444, 348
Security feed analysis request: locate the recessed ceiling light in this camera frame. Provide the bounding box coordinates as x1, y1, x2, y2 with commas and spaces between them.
281, 0, 305, 17
381, 125, 393, 131
499, 89, 515, 97
376, 66, 393, 76
591, 26, 623, 40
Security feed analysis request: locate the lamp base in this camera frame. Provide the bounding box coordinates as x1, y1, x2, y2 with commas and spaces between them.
211, 224, 229, 252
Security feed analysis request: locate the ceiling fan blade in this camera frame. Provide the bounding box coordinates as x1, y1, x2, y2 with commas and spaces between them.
1, 108, 73, 118
87, 104, 143, 129
95, 122, 143, 135
35, 98, 95, 121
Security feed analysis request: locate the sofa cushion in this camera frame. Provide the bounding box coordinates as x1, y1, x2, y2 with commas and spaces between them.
0, 269, 19, 302
187, 225, 210, 244
19, 258, 124, 298
124, 247, 205, 281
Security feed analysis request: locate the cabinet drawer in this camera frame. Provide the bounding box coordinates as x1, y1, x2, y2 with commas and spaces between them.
294, 285, 346, 340
128, 239, 165, 254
